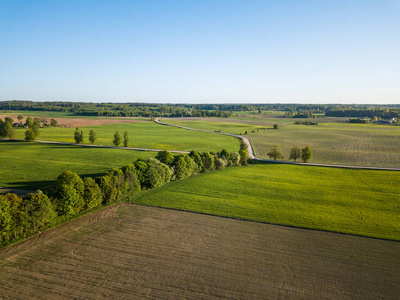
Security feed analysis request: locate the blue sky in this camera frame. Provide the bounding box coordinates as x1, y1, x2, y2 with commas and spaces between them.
1, 0, 399, 104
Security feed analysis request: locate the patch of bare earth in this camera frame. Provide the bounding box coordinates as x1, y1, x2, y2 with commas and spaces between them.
0, 204, 399, 299
0, 115, 150, 128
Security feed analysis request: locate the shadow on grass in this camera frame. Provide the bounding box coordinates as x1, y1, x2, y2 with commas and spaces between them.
3, 172, 106, 192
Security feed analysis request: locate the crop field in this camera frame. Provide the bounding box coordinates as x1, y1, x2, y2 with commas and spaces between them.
162, 118, 400, 168
132, 164, 400, 241
0, 204, 398, 299
8, 121, 239, 153
0, 141, 155, 190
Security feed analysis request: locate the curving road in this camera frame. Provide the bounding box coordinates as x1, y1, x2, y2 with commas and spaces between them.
155, 118, 400, 171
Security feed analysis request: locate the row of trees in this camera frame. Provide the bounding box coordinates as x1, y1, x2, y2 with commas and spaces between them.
0, 117, 41, 141
267, 145, 313, 163
74, 129, 129, 147
0, 148, 249, 245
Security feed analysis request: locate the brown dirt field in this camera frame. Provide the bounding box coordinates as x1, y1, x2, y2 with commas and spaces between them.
0, 204, 399, 299
0, 115, 150, 128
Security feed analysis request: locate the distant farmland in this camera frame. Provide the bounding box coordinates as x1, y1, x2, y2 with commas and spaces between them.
0, 204, 398, 299
162, 118, 400, 168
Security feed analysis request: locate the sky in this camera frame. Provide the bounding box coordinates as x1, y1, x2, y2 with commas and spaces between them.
0, 0, 399, 104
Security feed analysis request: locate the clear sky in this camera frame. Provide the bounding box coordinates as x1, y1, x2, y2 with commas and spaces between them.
1, 0, 399, 104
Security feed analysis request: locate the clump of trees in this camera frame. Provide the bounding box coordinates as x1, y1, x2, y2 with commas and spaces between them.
0, 148, 247, 247
74, 128, 84, 143
267, 145, 283, 160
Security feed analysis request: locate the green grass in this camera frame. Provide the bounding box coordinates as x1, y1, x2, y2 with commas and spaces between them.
10, 122, 239, 153
0, 141, 155, 190
162, 118, 400, 168
131, 164, 400, 241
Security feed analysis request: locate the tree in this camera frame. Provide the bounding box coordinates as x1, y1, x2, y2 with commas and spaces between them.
123, 131, 129, 147
25, 117, 34, 128
267, 144, 283, 160
189, 150, 203, 172
273, 124, 279, 129
156, 150, 175, 166
32, 123, 40, 138
215, 158, 227, 170
50, 119, 58, 127
301, 146, 313, 163
201, 152, 215, 172
229, 152, 240, 166
25, 128, 37, 141
56, 170, 85, 197
56, 185, 81, 216
83, 177, 103, 210
220, 149, 229, 159
33, 117, 40, 126
289, 146, 302, 162
74, 128, 83, 143
17, 115, 23, 122
23, 192, 56, 232
239, 149, 249, 165
89, 130, 97, 144
113, 131, 122, 146
0, 198, 12, 242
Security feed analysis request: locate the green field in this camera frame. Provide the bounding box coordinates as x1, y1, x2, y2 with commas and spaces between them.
131, 164, 400, 241
0, 141, 155, 190
162, 118, 400, 168
9, 122, 239, 153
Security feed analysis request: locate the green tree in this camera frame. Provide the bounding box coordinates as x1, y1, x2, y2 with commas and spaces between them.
301, 146, 313, 163
215, 158, 227, 170
201, 152, 215, 172
123, 131, 129, 147
17, 115, 23, 122
32, 123, 40, 138
189, 150, 203, 172
89, 130, 97, 144
273, 124, 279, 129
239, 149, 249, 165
33, 117, 40, 126
113, 131, 122, 146
0, 198, 12, 242
83, 177, 103, 210
74, 128, 84, 143
156, 150, 175, 166
1, 193, 28, 240
56, 170, 85, 197
25, 117, 34, 128
229, 152, 240, 166
25, 128, 37, 141
220, 149, 229, 159
50, 119, 58, 127
267, 144, 283, 160
289, 146, 302, 162
57, 184, 81, 216
23, 192, 56, 232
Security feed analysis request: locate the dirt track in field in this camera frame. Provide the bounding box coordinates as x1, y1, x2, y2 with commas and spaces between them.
0, 115, 149, 127
0, 204, 399, 299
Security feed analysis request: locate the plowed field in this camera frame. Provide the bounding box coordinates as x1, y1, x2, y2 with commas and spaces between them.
1, 204, 399, 299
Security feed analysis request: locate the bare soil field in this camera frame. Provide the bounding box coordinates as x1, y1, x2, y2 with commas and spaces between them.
0, 204, 399, 299
0, 114, 149, 127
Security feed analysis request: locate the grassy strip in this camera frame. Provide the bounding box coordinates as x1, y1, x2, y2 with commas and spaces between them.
130, 164, 400, 241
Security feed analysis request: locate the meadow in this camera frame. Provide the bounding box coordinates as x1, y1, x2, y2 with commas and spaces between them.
131, 164, 400, 241
162, 117, 400, 168
0, 141, 155, 190
9, 121, 239, 153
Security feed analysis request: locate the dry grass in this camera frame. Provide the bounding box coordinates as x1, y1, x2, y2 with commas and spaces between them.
1, 204, 399, 299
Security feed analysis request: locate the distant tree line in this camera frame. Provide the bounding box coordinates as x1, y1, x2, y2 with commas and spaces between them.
0, 148, 248, 247
3, 101, 400, 119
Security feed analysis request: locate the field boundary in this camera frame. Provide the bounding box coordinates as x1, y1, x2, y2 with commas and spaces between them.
155, 118, 400, 171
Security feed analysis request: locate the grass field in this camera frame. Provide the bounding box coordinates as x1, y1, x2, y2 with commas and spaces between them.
0, 204, 398, 299
8, 121, 239, 153
0, 141, 155, 190
131, 164, 400, 241
162, 118, 400, 168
